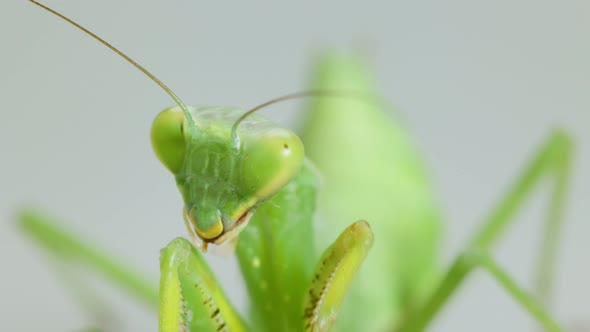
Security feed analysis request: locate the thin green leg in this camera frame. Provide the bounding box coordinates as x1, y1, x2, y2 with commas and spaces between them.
476, 252, 562, 331
532, 134, 570, 306
18, 209, 159, 308
398, 130, 572, 331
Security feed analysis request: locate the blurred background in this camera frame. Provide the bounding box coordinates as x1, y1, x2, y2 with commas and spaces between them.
0, 0, 588, 331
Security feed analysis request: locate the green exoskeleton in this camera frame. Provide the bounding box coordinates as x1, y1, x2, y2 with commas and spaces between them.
21, 1, 373, 332
18, 1, 573, 332
151, 105, 304, 252
300, 55, 572, 332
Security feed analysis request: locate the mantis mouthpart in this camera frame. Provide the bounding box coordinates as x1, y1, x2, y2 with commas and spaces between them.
17, 1, 574, 331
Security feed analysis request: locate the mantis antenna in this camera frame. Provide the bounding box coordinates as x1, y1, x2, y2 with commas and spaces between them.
28, 0, 195, 127
230, 89, 378, 147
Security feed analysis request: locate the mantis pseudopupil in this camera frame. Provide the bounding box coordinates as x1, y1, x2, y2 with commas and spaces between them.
16, 0, 580, 330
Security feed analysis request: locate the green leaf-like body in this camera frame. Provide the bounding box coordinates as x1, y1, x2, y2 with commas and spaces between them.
299, 54, 443, 330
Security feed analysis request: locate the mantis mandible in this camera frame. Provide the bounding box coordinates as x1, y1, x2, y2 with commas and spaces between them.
17, 1, 573, 332
20, 1, 372, 332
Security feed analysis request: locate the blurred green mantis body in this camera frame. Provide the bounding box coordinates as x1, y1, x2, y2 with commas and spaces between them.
300, 55, 571, 332
21, 2, 373, 332
19, 1, 571, 332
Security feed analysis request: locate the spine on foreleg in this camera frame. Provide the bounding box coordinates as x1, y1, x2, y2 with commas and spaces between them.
299, 53, 443, 331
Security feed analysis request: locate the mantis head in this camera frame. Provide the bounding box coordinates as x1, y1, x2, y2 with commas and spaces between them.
151, 106, 304, 249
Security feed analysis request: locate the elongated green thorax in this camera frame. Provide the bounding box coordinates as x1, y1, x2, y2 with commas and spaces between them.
300, 54, 442, 330
152, 106, 304, 247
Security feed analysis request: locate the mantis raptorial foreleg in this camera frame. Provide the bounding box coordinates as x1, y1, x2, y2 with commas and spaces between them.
398, 131, 572, 332
24, 0, 574, 330
303, 220, 374, 332
159, 238, 250, 332
22, 2, 376, 331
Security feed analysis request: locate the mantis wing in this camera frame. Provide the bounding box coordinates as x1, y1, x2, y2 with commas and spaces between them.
300, 54, 443, 330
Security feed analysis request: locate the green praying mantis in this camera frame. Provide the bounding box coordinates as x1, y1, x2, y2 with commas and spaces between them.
17, 1, 574, 331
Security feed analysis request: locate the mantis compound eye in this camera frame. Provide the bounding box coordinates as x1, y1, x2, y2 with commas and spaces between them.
151, 107, 187, 174
240, 128, 304, 201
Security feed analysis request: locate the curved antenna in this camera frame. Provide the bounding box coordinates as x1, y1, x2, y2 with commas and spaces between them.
230, 89, 376, 147
29, 0, 195, 127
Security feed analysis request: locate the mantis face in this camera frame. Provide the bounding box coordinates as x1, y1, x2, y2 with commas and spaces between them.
151, 105, 304, 247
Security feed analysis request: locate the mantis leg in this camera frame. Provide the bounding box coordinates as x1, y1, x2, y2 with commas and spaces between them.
159, 237, 250, 332
398, 130, 572, 332
18, 210, 159, 310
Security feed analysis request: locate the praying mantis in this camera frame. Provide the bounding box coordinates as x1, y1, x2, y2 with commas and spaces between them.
10, 1, 584, 331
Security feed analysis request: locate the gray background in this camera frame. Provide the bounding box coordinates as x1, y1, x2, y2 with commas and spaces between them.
1, 0, 588, 331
